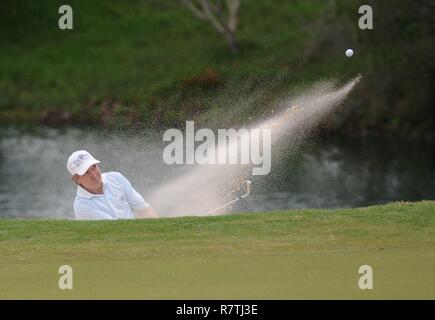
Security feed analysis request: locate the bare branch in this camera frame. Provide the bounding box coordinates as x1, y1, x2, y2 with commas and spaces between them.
180, 0, 241, 54
227, 0, 240, 33
180, 0, 207, 20
200, 0, 226, 35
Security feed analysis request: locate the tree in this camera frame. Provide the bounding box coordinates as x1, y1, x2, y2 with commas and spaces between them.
180, 0, 240, 54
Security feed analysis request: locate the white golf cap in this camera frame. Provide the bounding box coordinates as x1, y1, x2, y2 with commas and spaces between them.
67, 150, 100, 176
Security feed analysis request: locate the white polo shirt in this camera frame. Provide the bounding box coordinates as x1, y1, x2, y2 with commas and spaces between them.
73, 171, 150, 220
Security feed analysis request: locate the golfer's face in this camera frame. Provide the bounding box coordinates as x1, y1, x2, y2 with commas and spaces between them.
80, 164, 102, 187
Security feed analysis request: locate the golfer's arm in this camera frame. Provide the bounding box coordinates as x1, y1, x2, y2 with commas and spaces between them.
134, 206, 158, 219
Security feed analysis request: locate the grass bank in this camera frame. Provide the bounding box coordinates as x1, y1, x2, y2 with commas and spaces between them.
1, 1, 433, 139
0, 0, 331, 124
0, 201, 434, 299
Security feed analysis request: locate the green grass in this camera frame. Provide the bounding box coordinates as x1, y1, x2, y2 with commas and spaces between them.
1, 201, 434, 299
0, 1, 350, 122
1, 1, 433, 139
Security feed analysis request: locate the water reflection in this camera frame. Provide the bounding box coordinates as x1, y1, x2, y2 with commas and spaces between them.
1, 125, 434, 218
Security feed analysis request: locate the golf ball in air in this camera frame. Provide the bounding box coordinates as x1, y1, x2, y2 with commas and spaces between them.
345, 49, 354, 57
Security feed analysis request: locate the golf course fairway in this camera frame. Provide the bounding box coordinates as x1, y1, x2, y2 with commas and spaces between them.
1, 201, 434, 299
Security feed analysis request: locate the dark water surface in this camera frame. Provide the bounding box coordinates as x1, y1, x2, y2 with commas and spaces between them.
1, 125, 434, 218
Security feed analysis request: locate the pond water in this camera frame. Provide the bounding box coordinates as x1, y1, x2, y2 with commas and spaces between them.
1, 125, 434, 218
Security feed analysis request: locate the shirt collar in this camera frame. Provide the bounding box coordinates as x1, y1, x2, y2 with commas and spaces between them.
76, 174, 106, 199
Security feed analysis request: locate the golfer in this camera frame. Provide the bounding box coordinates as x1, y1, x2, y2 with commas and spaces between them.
67, 150, 158, 220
